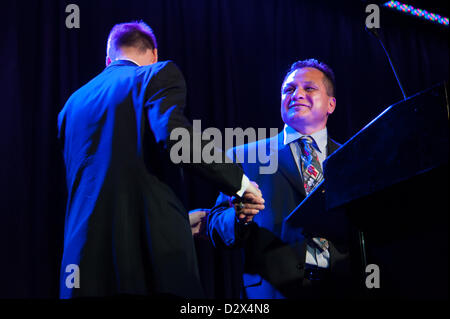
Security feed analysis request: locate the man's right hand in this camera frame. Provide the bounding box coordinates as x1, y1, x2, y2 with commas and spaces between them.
234, 182, 265, 223
245, 181, 263, 198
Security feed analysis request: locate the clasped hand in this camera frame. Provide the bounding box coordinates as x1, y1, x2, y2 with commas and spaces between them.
233, 182, 265, 224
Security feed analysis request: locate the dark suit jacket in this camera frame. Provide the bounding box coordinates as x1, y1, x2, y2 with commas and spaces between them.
57, 60, 243, 298
208, 131, 349, 298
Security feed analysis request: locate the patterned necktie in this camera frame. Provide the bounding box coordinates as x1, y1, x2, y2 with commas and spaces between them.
298, 136, 324, 194
298, 136, 329, 252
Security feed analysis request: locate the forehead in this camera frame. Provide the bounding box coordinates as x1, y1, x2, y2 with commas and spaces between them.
283, 67, 325, 86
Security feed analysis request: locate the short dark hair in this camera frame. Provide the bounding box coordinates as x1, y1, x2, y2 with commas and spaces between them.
283, 58, 336, 97
107, 21, 157, 59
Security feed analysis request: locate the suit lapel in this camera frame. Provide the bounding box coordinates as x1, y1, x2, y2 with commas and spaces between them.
326, 137, 341, 157
277, 133, 306, 197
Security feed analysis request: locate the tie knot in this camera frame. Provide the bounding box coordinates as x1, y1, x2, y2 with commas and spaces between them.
299, 135, 314, 145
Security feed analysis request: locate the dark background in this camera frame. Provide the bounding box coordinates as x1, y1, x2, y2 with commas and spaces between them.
0, 0, 448, 298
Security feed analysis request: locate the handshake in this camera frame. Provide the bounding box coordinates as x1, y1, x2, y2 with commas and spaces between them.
233, 181, 265, 224
189, 180, 265, 238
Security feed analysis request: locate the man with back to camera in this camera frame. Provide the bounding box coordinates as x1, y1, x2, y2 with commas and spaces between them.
57, 20, 264, 299
208, 59, 352, 298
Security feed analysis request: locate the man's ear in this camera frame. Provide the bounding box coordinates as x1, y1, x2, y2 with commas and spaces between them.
152, 48, 158, 63
106, 56, 112, 67
327, 97, 336, 115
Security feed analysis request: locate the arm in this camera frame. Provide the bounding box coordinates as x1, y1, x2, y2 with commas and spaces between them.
208, 191, 264, 248
142, 61, 250, 197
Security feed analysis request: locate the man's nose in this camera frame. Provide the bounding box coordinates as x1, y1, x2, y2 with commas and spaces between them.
292, 88, 306, 100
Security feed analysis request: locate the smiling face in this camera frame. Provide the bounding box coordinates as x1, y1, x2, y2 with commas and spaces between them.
281, 67, 336, 135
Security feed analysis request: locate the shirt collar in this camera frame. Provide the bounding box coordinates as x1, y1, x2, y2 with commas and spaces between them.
107, 58, 140, 68
119, 57, 141, 66
283, 124, 328, 153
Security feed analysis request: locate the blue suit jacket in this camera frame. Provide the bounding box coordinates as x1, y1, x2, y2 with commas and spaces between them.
58, 60, 243, 298
208, 131, 345, 298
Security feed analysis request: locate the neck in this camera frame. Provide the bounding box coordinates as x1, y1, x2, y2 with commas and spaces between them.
294, 123, 326, 135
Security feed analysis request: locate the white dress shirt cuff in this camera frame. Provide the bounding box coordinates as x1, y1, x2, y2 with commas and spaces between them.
236, 174, 250, 197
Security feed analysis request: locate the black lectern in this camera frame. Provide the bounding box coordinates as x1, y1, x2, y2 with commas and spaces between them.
284, 83, 449, 299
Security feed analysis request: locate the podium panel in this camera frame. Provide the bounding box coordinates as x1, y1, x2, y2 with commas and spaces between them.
284, 83, 449, 299
324, 83, 448, 211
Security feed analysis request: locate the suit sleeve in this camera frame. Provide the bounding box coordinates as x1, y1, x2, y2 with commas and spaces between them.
207, 192, 253, 248
142, 61, 244, 196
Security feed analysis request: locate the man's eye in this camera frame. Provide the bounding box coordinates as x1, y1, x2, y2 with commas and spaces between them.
283, 87, 294, 93
305, 87, 315, 91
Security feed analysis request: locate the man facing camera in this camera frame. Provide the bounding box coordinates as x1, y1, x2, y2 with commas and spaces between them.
208, 59, 352, 299
58, 21, 262, 299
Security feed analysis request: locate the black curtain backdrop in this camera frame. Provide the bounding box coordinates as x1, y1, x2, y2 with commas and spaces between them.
0, 0, 448, 298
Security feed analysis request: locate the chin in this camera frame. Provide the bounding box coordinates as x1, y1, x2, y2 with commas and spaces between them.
287, 112, 308, 124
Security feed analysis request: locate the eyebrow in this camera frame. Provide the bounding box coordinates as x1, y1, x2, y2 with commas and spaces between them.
283, 80, 318, 88
301, 81, 318, 86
